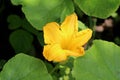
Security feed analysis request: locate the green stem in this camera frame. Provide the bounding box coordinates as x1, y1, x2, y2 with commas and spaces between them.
89, 16, 97, 39
89, 17, 93, 29
49, 63, 60, 74
86, 17, 97, 48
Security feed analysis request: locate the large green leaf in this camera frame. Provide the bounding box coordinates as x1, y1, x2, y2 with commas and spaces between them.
11, 0, 74, 30
0, 53, 53, 80
72, 40, 120, 80
74, 0, 120, 18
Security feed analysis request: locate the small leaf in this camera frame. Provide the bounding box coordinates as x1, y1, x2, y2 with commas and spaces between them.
0, 53, 53, 80
74, 0, 120, 18
37, 32, 44, 46
78, 21, 87, 31
11, 0, 74, 30
7, 15, 22, 30
72, 40, 120, 80
0, 59, 6, 69
9, 29, 33, 54
114, 37, 120, 45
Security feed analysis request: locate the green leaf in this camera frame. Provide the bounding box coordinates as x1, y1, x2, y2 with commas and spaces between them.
72, 40, 120, 80
114, 37, 120, 45
21, 18, 45, 46
21, 18, 40, 36
9, 29, 34, 54
11, 0, 74, 30
73, 2, 84, 19
7, 15, 22, 30
0, 53, 53, 80
37, 32, 44, 46
78, 21, 87, 31
60, 0, 74, 22
74, 0, 120, 18
0, 59, 6, 69
44, 61, 53, 73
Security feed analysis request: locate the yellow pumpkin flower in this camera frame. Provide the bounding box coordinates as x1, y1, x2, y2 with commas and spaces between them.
43, 13, 92, 62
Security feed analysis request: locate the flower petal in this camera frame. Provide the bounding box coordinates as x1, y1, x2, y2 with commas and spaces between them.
43, 44, 67, 62
43, 22, 62, 44
61, 13, 78, 37
66, 46, 84, 57
74, 29, 92, 46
